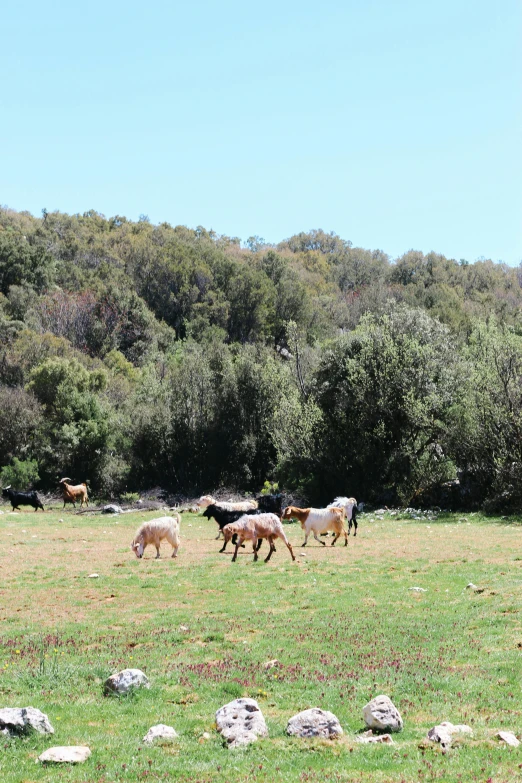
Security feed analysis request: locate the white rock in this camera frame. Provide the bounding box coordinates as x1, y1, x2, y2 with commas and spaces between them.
408, 587, 427, 592
427, 721, 472, 748
38, 746, 91, 764
466, 583, 478, 590
103, 668, 150, 695
356, 730, 394, 744
216, 698, 268, 748
263, 659, 280, 669
428, 724, 454, 748
363, 695, 403, 732
143, 724, 178, 744
496, 730, 520, 747
0, 707, 54, 735
287, 708, 343, 739
88, 573, 99, 579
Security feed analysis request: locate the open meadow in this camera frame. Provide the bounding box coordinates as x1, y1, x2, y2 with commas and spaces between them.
1, 506, 522, 783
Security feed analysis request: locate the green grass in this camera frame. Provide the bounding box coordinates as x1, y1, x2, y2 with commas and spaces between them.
1, 506, 522, 782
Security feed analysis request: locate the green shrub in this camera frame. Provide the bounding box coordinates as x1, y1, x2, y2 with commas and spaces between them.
120, 491, 140, 504
0, 457, 40, 489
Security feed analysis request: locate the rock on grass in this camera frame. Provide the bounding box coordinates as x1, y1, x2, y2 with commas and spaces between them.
38, 746, 91, 764
215, 698, 268, 749
103, 668, 150, 695
363, 695, 403, 732
287, 708, 343, 739
0, 707, 54, 735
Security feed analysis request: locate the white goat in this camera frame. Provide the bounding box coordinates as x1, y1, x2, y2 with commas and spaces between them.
329, 496, 358, 535
197, 495, 257, 512
281, 506, 348, 547
223, 513, 295, 563
131, 515, 180, 559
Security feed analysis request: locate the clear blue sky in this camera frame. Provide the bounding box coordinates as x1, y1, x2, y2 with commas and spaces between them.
2, 0, 521, 263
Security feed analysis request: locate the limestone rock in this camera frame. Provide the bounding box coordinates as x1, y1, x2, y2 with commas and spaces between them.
428, 724, 453, 748
215, 698, 268, 748
104, 668, 150, 695
356, 730, 394, 744
102, 504, 122, 514
287, 708, 343, 739
496, 731, 520, 747
38, 746, 91, 764
143, 724, 178, 744
427, 721, 472, 748
363, 695, 403, 732
0, 707, 54, 735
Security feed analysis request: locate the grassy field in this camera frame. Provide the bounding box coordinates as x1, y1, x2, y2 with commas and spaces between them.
1, 505, 522, 783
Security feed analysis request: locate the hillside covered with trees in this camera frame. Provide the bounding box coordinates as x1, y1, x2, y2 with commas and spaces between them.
1, 206, 522, 509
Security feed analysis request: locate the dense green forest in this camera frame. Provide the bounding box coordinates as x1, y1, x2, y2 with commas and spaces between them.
1, 206, 522, 509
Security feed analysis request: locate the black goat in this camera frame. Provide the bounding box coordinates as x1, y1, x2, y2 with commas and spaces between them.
256, 493, 284, 517
2, 485, 44, 512
202, 504, 265, 553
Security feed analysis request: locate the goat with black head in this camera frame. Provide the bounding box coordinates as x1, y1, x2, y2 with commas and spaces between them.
2, 485, 44, 511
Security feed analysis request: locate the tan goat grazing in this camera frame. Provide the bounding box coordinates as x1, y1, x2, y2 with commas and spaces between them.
223, 512, 295, 563
59, 478, 89, 508
281, 506, 348, 547
131, 515, 181, 559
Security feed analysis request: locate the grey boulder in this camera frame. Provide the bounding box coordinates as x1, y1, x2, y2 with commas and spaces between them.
496, 731, 520, 747
0, 707, 54, 735
104, 668, 150, 695
38, 746, 91, 764
216, 698, 268, 748
363, 695, 403, 732
287, 708, 343, 739
143, 724, 178, 744
427, 721, 472, 748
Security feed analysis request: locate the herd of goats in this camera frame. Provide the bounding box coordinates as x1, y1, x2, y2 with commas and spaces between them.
0, 481, 359, 564
132, 494, 359, 564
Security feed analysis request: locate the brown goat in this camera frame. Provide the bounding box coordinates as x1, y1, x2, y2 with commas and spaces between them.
223, 513, 295, 563
281, 506, 348, 547
59, 478, 89, 509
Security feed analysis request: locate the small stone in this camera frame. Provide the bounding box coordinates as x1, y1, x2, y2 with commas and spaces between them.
0, 707, 54, 735
287, 708, 343, 739
263, 659, 279, 670
363, 695, 403, 732
201, 731, 211, 740
408, 587, 427, 592
428, 724, 453, 748
356, 730, 394, 744
179, 625, 189, 632
38, 746, 91, 764
427, 721, 472, 748
104, 668, 150, 695
216, 698, 268, 749
466, 583, 478, 590
102, 504, 122, 514
58, 518, 64, 522
143, 724, 178, 744
496, 731, 520, 747
88, 573, 99, 579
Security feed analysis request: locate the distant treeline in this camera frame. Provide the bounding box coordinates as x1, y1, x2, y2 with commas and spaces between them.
1, 207, 522, 509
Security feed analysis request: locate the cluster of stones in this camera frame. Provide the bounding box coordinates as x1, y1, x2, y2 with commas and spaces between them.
1, 683, 519, 763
